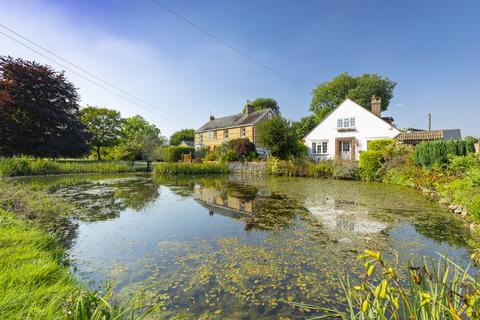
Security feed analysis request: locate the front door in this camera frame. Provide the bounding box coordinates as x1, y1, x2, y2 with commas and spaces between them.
341, 141, 351, 160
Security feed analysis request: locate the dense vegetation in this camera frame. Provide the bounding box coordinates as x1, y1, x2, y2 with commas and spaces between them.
413, 139, 475, 168
169, 128, 195, 146
309, 73, 396, 121
0, 209, 78, 319
0, 157, 140, 177
203, 138, 258, 162
257, 116, 305, 159
0, 56, 90, 157
80, 106, 123, 160
157, 146, 195, 162
154, 162, 229, 176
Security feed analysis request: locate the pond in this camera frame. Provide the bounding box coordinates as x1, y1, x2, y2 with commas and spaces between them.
20, 173, 474, 319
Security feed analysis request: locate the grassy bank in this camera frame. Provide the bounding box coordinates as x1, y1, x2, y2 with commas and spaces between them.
0, 157, 144, 177
0, 209, 77, 319
153, 162, 229, 176
0, 180, 159, 319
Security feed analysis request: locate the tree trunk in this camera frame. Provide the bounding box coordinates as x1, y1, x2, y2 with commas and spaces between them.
97, 146, 101, 160
147, 161, 152, 171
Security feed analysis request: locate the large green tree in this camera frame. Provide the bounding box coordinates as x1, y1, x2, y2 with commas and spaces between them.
117, 115, 165, 169
0, 56, 90, 157
291, 115, 319, 140
244, 97, 280, 114
169, 128, 194, 146
80, 106, 122, 160
257, 116, 299, 159
309, 73, 396, 121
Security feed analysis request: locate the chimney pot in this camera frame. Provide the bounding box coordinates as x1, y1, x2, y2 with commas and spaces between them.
244, 100, 255, 114
371, 95, 381, 116
209, 114, 215, 121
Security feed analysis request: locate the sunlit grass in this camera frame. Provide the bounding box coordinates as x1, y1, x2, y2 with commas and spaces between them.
153, 162, 229, 176
0, 157, 142, 177
0, 209, 77, 319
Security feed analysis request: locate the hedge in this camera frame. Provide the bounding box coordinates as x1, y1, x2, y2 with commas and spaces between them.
413, 139, 475, 167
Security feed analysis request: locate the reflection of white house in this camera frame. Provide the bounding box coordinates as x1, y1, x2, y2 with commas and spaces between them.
304, 97, 400, 161
307, 206, 388, 234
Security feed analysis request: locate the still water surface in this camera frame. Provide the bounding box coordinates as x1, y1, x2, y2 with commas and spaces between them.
21, 173, 473, 319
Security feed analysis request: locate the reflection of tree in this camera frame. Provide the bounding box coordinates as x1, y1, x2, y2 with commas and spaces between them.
47, 175, 161, 222
114, 180, 159, 210
411, 215, 469, 247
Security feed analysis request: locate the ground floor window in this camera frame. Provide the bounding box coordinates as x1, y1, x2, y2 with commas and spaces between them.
312, 141, 328, 154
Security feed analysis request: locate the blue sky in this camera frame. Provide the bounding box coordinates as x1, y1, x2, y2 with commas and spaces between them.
1, 0, 479, 136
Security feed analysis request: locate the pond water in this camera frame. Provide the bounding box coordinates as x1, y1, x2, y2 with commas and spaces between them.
20, 173, 474, 319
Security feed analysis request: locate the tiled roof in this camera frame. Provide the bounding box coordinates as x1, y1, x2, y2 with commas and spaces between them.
180, 140, 194, 147
396, 129, 461, 142
196, 108, 272, 132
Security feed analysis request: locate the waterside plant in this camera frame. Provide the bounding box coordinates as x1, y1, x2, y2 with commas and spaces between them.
153, 162, 229, 176
0, 157, 140, 177
287, 249, 480, 319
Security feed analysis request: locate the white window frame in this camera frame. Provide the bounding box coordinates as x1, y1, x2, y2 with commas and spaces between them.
337, 117, 356, 128
311, 140, 328, 154
207, 131, 214, 140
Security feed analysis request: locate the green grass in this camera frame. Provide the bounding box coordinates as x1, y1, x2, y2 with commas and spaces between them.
0, 209, 77, 319
0, 157, 144, 177
153, 162, 229, 176
0, 180, 162, 319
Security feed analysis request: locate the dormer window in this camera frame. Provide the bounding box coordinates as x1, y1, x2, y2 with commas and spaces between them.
337, 117, 356, 129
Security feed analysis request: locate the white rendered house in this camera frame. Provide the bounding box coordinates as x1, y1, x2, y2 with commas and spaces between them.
304, 97, 400, 161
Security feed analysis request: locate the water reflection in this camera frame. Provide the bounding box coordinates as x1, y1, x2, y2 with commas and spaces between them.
192, 179, 308, 231
17, 174, 475, 319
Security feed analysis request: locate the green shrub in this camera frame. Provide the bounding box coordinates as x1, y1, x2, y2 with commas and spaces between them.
158, 146, 195, 162
332, 161, 358, 180
367, 139, 396, 156
306, 161, 333, 178
448, 153, 480, 174
220, 150, 240, 162
153, 162, 229, 176
413, 139, 475, 168
359, 150, 384, 181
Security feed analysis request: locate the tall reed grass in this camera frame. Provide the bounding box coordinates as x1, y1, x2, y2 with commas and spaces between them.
153, 162, 229, 176
0, 157, 139, 177
286, 249, 480, 319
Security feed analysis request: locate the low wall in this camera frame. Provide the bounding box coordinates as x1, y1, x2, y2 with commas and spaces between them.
228, 161, 267, 176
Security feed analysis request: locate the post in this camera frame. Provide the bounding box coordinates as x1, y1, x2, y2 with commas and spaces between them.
428, 113, 431, 131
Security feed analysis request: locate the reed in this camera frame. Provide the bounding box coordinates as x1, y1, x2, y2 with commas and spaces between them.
0, 157, 140, 177
285, 249, 480, 319
153, 162, 229, 176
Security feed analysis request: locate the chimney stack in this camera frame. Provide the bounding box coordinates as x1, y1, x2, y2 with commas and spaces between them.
209, 114, 215, 121
371, 96, 381, 116
244, 100, 255, 114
